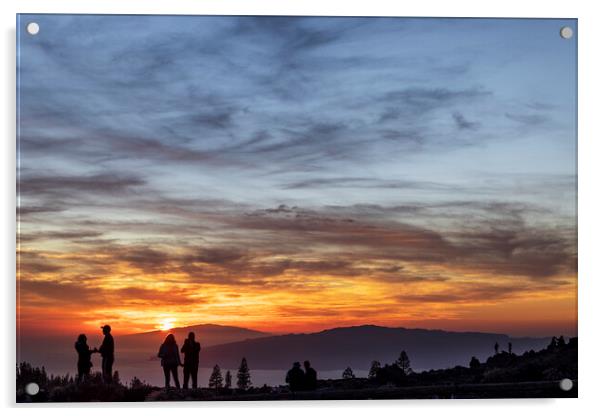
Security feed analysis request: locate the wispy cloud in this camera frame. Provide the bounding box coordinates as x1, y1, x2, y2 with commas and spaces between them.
19, 173, 145, 196
505, 112, 547, 126
452, 112, 480, 130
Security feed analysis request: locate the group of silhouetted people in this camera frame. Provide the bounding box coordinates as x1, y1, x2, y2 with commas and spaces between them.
158, 332, 201, 389
74, 324, 114, 384
76, 325, 320, 392
286, 360, 317, 391
75, 326, 201, 390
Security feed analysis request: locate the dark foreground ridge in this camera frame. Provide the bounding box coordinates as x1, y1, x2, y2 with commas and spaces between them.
150, 380, 576, 401
16, 335, 577, 402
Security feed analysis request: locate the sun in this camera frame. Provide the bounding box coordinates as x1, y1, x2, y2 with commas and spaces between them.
157, 318, 176, 331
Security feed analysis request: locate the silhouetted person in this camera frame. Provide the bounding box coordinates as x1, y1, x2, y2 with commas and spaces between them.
181, 331, 201, 389
75, 334, 97, 383
158, 333, 182, 389
494, 341, 499, 355
303, 360, 317, 391
285, 361, 305, 392
98, 325, 114, 384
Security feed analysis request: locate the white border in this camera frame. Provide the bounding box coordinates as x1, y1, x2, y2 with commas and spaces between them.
2, 0, 601, 414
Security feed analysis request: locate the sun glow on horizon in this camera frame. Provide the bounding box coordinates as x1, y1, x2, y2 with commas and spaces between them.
157, 317, 176, 331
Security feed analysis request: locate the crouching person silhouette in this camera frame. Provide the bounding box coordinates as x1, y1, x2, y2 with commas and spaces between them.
181, 332, 201, 389
158, 334, 182, 389
75, 334, 97, 383
98, 325, 114, 384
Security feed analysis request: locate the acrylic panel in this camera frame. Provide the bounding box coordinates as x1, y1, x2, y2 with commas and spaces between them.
16, 15, 577, 402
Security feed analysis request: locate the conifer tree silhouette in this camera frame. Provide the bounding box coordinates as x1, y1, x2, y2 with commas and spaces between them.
342, 367, 354, 379
208, 365, 223, 392
368, 360, 381, 379
396, 350, 412, 375
237, 357, 251, 390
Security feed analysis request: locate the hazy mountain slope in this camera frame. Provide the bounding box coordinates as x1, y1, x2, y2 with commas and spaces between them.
198, 325, 550, 371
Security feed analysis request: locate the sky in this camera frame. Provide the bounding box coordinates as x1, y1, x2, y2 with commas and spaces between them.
17, 15, 577, 339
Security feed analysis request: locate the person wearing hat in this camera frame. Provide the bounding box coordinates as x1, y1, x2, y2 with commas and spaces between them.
98, 325, 115, 384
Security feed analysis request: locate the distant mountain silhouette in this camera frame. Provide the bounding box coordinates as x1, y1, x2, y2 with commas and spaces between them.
197, 325, 551, 371
119, 324, 270, 351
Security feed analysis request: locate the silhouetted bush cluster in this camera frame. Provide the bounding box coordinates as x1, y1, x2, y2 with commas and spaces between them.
366, 349, 413, 386
479, 336, 577, 384
364, 336, 577, 388
315, 336, 577, 391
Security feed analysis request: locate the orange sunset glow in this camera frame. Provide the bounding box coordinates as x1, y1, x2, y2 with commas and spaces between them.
17, 241, 577, 337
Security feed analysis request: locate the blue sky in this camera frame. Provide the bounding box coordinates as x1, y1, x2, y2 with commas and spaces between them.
17, 15, 577, 336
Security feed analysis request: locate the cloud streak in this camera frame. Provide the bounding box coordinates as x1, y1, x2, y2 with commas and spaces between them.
19, 173, 145, 197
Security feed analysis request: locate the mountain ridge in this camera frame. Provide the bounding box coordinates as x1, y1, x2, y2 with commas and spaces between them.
194, 324, 551, 371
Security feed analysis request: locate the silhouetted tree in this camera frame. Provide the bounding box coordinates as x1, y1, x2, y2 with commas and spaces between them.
224, 370, 232, 389
396, 350, 412, 375
558, 336, 566, 347
373, 363, 406, 386
237, 357, 251, 390
368, 360, 381, 379
113, 371, 120, 385
130, 376, 145, 389
469, 356, 481, 369
208, 365, 223, 391
494, 342, 499, 355
508, 342, 513, 355
548, 336, 558, 350
342, 367, 355, 379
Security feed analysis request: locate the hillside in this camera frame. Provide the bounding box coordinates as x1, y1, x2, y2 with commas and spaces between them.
199, 325, 550, 371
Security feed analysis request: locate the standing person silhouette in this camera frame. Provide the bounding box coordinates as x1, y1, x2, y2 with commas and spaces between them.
74, 334, 97, 383
158, 334, 182, 389
181, 332, 201, 389
303, 360, 317, 390
98, 325, 114, 384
